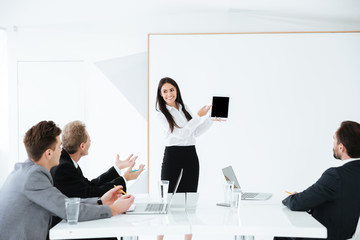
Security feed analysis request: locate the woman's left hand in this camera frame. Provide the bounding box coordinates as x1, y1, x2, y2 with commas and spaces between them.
197, 105, 212, 117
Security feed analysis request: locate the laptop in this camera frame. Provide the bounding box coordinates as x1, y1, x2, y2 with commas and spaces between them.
126, 169, 183, 214
222, 166, 272, 200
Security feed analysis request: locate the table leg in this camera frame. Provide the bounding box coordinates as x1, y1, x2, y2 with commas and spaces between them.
234, 236, 255, 240
121, 236, 139, 240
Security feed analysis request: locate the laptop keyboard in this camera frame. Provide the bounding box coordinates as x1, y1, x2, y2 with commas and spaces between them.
242, 192, 259, 198
145, 203, 165, 212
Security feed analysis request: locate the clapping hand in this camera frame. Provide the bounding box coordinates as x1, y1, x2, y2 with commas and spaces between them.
109, 194, 135, 216
115, 154, 138, 170
100, 185, 124, 205
123, 161, 146, 181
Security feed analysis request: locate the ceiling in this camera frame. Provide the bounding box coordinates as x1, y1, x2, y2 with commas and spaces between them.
0, 0, 360, 33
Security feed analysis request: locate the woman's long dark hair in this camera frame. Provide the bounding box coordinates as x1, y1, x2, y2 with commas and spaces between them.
156, 77, 192, 133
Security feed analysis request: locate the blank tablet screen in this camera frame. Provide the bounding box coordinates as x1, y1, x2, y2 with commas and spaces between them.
211, 96, 229, 118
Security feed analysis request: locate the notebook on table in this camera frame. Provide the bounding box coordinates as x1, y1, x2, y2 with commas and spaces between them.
222, 166, 272, 200
126, 169, 183, 214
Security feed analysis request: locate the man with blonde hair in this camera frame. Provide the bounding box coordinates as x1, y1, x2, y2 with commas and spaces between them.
51, 120, 145, 198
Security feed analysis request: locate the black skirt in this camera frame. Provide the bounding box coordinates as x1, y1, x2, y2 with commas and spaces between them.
161, 145, 199, 193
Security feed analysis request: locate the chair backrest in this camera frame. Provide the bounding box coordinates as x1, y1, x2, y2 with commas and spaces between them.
349, 217, 360, 240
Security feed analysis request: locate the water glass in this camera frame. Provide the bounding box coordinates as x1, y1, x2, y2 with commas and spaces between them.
230, 191, 241, 208
159, 180, 169, 203
65, 198, 80, 224
223, 181, 234, 205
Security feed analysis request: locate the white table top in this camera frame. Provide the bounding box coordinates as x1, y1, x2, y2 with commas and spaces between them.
50, 194, 327, 239
187, 202, 327, 238
50, 194, 190, 239
50, 208, 190, 239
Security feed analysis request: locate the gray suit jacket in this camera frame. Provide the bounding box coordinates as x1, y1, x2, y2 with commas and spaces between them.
0, 159, 112, 240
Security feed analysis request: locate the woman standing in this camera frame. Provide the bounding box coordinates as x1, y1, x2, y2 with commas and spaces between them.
156, 77, 214, 194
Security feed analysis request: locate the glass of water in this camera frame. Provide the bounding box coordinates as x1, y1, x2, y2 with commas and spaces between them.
65, 198, 80, 224
158, 180, 169, 203
223, 181, 234, 205
231, 191, 241, 208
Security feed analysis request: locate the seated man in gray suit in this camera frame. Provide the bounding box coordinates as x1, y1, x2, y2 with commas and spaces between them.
0, 121, 134, 240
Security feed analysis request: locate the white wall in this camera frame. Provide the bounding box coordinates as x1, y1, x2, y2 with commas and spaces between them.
17, 61, 86, 160
4, 29, 148, 188
1, 0, 360, 188
148, 32, 360, 203
0, 30, 9, 187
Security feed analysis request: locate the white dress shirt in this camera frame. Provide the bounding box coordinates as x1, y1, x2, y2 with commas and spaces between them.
341, 158, 360, 165
157, 104, 213, 146
71, 158, 79, 168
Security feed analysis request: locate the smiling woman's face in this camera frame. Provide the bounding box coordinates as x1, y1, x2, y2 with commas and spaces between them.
160, 83, 177, 107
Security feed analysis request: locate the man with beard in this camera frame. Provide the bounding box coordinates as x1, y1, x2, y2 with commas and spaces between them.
274, 121, 360, 240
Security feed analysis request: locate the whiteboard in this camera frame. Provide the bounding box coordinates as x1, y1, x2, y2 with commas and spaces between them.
148, 32, 360, 203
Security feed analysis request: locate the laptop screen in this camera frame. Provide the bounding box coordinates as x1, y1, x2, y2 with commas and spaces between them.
222, 166, 241, 190
167, 168, 183, 206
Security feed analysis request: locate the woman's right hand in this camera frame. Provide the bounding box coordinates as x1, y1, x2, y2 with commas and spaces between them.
197, 105, 211, 117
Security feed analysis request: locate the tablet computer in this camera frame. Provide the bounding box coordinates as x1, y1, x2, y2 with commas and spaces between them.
211, 96, 229, 118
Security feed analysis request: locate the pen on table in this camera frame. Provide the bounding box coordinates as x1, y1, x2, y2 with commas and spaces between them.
285, 191, 293, 195
114, 185, 127, 195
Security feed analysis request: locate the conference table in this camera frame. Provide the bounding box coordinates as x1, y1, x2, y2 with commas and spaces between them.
50, 194, 327, 240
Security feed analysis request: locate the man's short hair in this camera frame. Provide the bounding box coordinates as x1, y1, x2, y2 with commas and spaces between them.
336, 121, 360, 158
24, 121, 62, 162
62, 121, 88, 154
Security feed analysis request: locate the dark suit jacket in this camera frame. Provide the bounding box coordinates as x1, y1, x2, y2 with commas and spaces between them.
282, 160, 360, 240
50, 149, 127, 198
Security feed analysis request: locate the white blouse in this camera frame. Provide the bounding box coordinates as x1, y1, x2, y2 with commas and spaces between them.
157, 104, 213, 146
